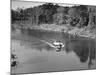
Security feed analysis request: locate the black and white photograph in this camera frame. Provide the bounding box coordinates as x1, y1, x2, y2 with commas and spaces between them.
11, 0, 96, 74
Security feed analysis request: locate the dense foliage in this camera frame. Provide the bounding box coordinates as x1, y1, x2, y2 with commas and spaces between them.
11, 3, 96, 28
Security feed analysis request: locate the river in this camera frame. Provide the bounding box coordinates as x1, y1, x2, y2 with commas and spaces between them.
11, 28, 96, 74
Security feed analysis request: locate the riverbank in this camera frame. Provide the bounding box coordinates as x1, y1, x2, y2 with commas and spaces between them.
12, 23, 96, 39
31, 24, 96, 39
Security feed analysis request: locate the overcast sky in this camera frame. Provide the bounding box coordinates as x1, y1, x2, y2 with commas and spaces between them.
11, 0, 76, 10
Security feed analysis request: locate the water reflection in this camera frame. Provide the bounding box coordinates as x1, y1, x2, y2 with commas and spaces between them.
20, 35, 96, 68
64, 39, 96, 68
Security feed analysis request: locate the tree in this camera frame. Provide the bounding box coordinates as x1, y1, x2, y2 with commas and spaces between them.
68, 5, 89, 27
87, 6, 96, 29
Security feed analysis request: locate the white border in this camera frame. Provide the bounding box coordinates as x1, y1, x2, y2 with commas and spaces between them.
0, 0, 98, 75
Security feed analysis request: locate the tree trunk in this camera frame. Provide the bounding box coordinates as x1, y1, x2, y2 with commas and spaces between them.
36, 15, 39, 25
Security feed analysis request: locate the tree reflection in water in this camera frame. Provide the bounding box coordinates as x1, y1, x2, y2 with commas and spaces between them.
65, 39, 96, 68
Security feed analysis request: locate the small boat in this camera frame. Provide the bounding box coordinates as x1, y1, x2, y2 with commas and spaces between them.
53, 40, 64, 52
40, 40, 64, 52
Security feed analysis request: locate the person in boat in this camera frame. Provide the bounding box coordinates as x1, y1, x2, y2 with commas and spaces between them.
11, 54, 17, 60
53, 40, 64, 52
11, 60, 18, 67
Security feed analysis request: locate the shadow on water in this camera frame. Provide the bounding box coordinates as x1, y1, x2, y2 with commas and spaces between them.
64, 38, 96, 68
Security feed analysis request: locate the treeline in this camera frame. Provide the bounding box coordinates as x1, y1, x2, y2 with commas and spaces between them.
11, 3, 96, 28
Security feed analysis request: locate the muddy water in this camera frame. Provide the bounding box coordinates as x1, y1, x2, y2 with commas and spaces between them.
11, 29, 96, 74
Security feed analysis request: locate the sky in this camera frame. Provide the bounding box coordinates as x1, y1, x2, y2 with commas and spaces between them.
11, 0, 76, 10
